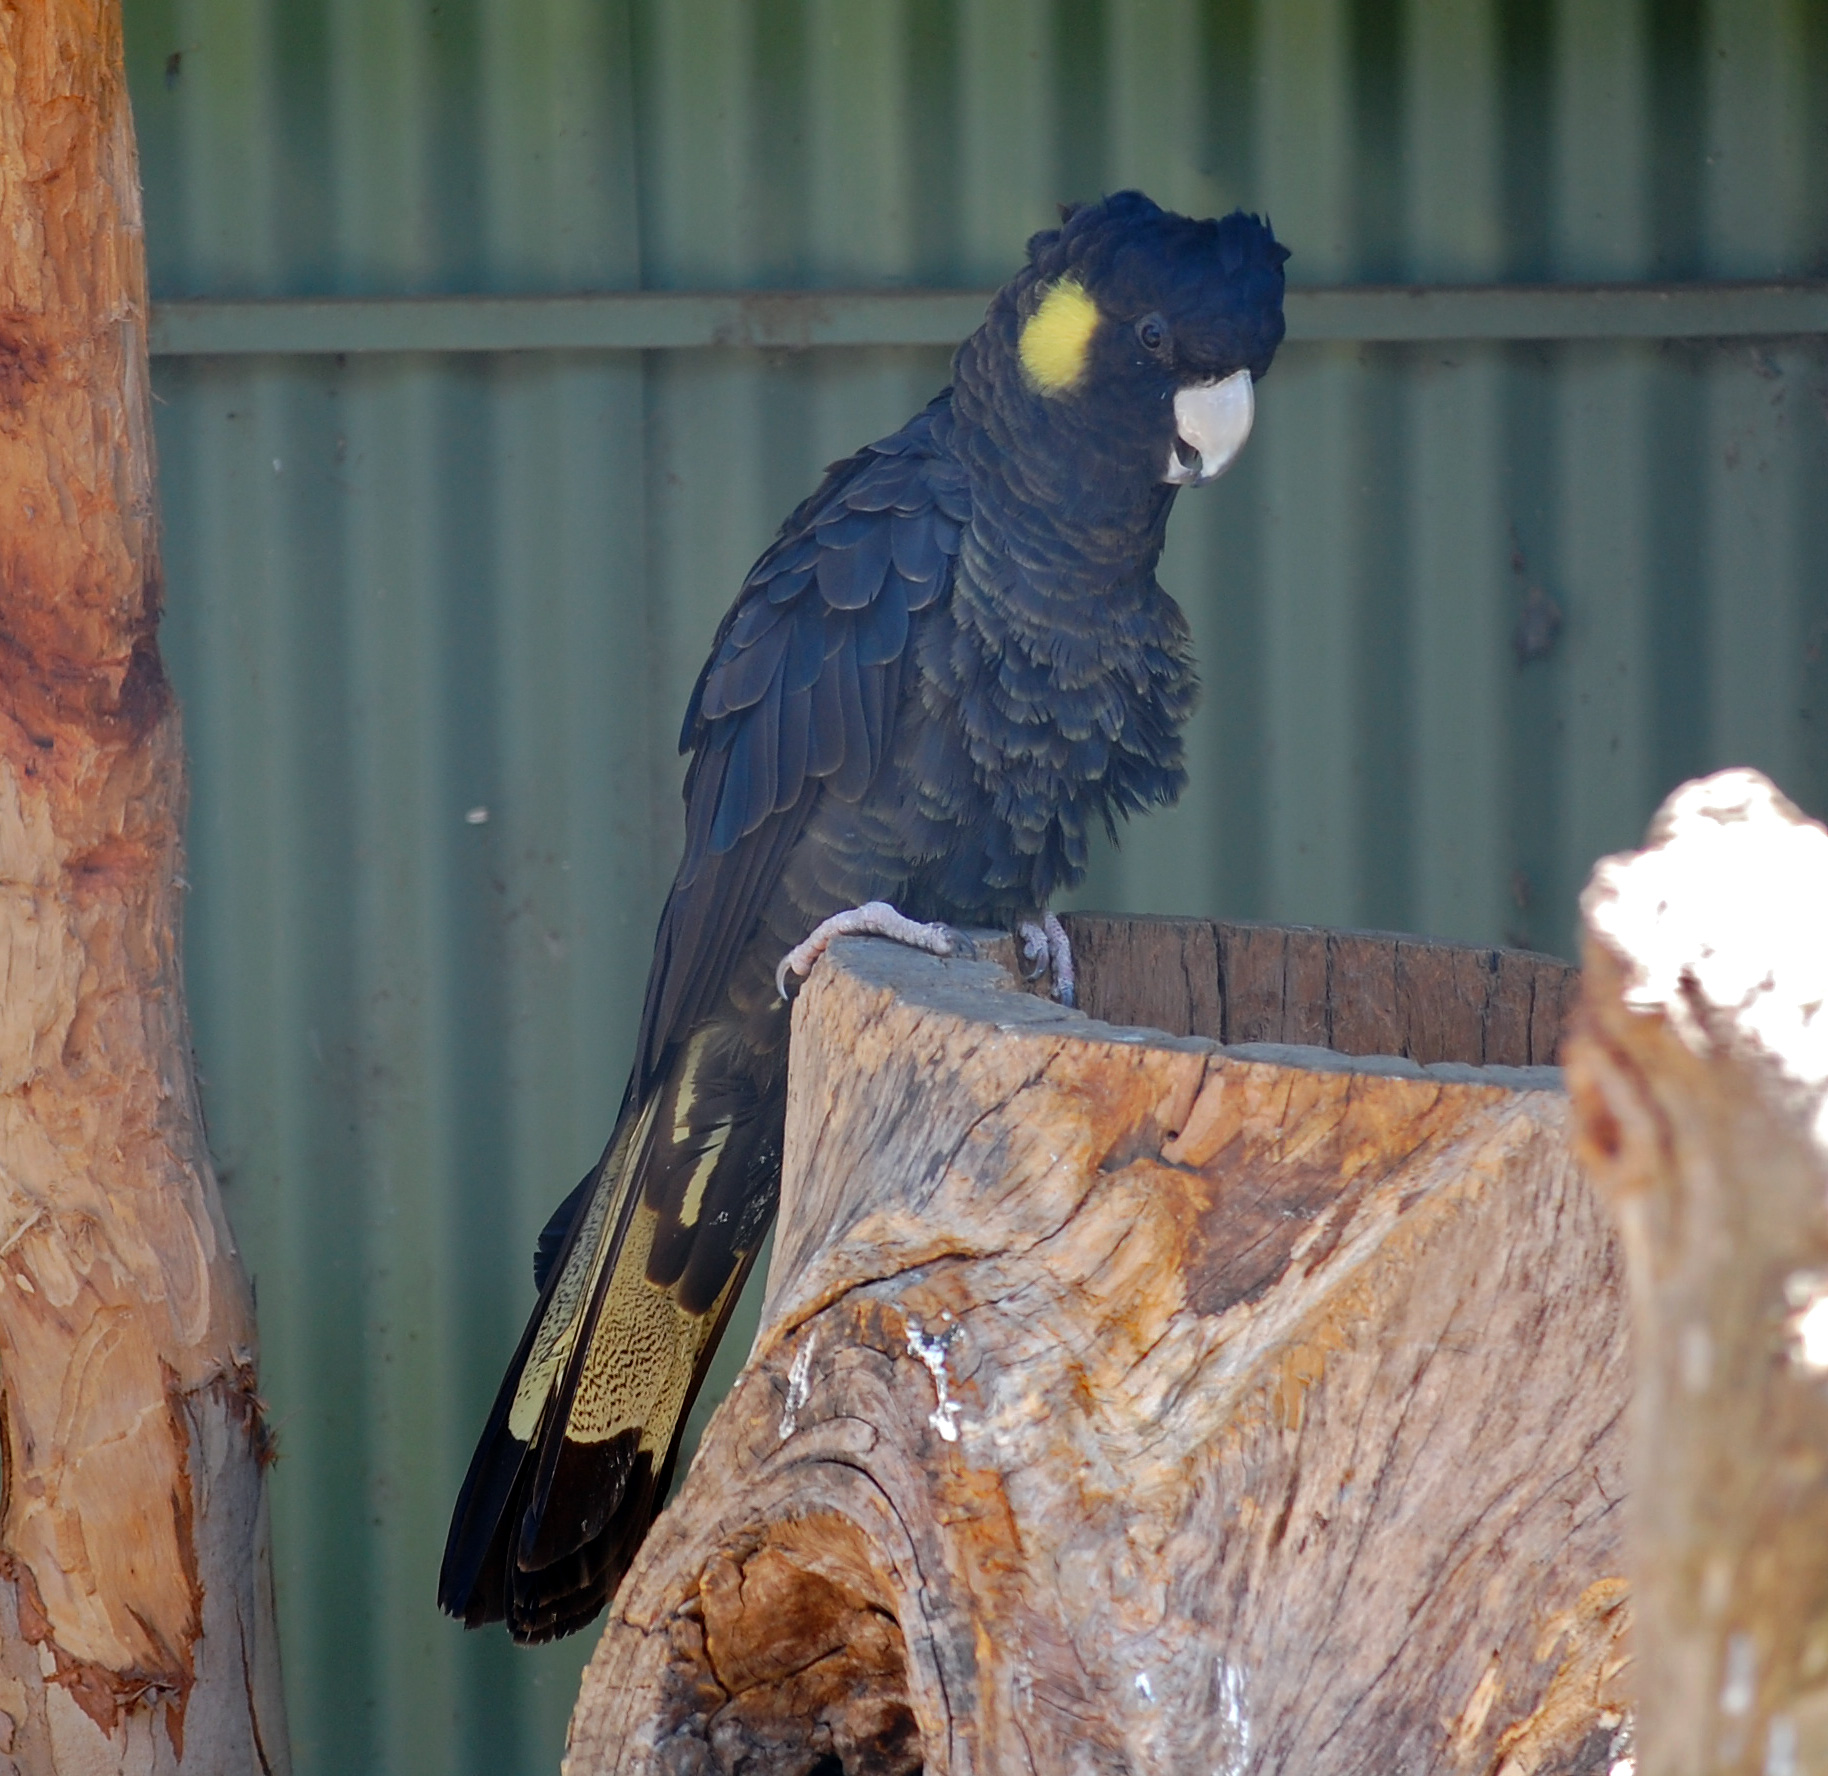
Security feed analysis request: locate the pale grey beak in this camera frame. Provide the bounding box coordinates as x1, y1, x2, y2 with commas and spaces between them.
1162, 369, 1255, 486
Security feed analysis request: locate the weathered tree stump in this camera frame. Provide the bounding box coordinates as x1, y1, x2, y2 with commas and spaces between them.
1567, 771, 1828, 1776
569, 917, 1627, 1775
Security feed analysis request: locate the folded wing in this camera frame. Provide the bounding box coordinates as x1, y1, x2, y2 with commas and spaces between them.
438, 398, 968, 1640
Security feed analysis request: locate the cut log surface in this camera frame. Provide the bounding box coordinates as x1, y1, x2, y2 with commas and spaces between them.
569, 919, 1627, 1776
0, 6, 287, 1772
1567, 770, 1828, 1776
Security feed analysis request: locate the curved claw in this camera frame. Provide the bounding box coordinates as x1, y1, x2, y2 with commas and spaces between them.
1018, 921, 1052, 982
776, 901, 958, 1001
1016, 914, 1076, 1008
1044, 912, 1076, 1009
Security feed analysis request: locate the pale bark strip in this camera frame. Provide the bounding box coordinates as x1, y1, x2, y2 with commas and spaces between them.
1568, 769, 1828, 1776
0, 3, 288, 1769
569, 928, 1628, 1775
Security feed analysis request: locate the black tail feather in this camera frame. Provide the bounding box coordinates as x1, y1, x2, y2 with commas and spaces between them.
441, 1077, 778, 1644
439, 1128, 628, 1630
520, 1429, 639, 1571
532, 1170, 594, 1294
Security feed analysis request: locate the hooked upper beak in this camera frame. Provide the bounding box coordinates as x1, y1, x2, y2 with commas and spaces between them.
1163, 369, 1255, 486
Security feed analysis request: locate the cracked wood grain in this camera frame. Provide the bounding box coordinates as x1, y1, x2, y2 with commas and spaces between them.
1567, 770, 1828, 1776
0, 6, 288, 1770
568, 919, 1626, 1775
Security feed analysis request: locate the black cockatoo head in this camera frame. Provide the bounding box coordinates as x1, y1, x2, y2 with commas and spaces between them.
955, 190, 1288, 521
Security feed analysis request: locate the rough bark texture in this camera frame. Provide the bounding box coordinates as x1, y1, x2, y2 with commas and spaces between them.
1566, 769, 1828, 1776
1059, 912, 1577, 1065
0, 6, 288, 1771
570, 919, 1627, 1775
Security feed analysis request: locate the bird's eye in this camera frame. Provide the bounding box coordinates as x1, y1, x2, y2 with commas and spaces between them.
1136, 314, 1168, 354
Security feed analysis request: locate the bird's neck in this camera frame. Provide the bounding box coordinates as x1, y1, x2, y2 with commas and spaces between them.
948, 323, 1180, 588
936, 380, 1185, 685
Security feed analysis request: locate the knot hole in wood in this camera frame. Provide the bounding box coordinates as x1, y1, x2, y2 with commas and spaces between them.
654, 1512, 922, 1776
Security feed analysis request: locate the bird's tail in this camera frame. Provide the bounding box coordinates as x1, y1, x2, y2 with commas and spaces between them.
438, 1083, 767, 1642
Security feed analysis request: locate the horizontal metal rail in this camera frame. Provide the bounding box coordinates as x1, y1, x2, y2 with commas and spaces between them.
147, 280, 1828, 357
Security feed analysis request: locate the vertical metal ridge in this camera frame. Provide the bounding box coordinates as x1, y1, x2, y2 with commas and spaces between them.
474, 9, 650, 1757
958, 0, 1056, 283
1546, 2, 1657, 972
1254, 0, 1360, 929
1404, 3, 1506, 946
1700, 4, 1814, 832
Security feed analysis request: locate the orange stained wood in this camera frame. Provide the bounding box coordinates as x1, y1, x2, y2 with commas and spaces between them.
0, 5, 283, 1770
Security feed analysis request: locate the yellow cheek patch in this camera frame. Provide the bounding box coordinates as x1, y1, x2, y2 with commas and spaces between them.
1018, 278, 1100, 394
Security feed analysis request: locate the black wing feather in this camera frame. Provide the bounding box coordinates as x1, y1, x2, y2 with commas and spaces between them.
890, 510, 943, 582
830, 635, 873, 801
642, 400, 967, 1083
815, 524, 892, 610
774, 685, 811, 815
854, 572, 910, 666
804, 653, 846, 782
532, 1171, 593, 1293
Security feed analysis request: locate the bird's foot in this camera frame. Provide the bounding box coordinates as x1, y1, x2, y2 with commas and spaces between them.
776, 901, 960, 1000
1017, 912, 1076, 1009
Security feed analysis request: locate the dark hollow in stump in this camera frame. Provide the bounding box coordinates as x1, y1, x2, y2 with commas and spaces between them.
568, 917, 1628, 1776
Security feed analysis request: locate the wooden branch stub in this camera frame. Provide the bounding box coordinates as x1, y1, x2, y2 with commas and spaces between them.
1567, 770, 1828, 1776
571, 922, 1625, 1775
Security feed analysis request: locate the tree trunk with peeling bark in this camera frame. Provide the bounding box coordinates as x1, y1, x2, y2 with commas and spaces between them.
0, 5, 288, 1772
568, 916, 1630, 1775
1567, 770, 1828, 1776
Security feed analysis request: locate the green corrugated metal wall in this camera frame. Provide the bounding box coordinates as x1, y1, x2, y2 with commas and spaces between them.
120, 2, 1828, 1772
